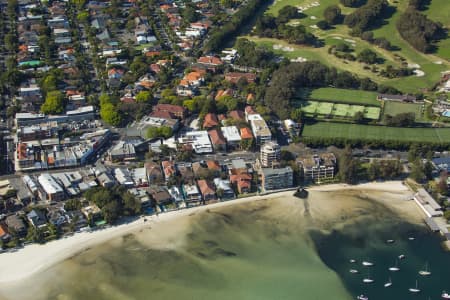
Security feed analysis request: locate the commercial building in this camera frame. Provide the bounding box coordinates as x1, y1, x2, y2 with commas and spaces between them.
38, 173, 65, 202
260, 167, 293, 192
108, 141, 136, 162
260, 141, 281, 168
298, 153, 337, 183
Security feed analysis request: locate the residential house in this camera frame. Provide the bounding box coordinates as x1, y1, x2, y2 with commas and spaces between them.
162, 160, 177, 182
0, 224, 10, 242
183, 184, 202, 206
224, 72, 256, 84
208, 129, 226, 152
240, 127, 254, 141
203, 113, 219, 129
228, 110, 245, 121
197, 180, 216, 204
148, 186, 173, 207
46, 205, 69, 227
197, 56, 223, 72
177, 163, 195, 184
38, 174, 65, 202
153, 104, 187, 119
114, 168, 134, 187
27, 209, 47, 228
145, 162, 164, 185
221, 126, 241, 149
5, 214, 27, 237
213, 178, 235, 200
168, 186, 185, 206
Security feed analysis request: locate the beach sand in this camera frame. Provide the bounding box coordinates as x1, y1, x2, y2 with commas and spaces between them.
0, 181, 425, 299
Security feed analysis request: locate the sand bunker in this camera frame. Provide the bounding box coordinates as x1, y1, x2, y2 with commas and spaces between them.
413, 69, 425, 77
291, 57, 308, 62
273, 44, 294, 52
434, 61, 443, 65
408, 63, 421, 69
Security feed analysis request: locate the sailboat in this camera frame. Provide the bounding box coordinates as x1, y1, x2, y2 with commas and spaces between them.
441, 291, 450, 299
357, 295, 368, 300
350, 259, 357, 263
408, 280, 421, 293
389, 260, 400, 272
418, 262, 431, 276
363, 270, 374, 283
384, 277, 392, 288
349, 269, 359, 274
386, 239, 395, 244
408, 236, 416, 241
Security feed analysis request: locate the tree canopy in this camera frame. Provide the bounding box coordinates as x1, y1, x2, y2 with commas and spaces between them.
41, 91, 65, 114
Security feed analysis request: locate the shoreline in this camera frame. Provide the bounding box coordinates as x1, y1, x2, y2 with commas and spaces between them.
0, 181, 420, 285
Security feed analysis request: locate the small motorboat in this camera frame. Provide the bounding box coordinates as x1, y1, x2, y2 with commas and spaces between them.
384, 277, 392, 288
350, 259, 357, 263
386, 239, 395, 244
357, 295, 368, 300
409, 280, 421, 293
442, 291, 450, 299
398, 254, 406, 260
349, 269, 359, 274
362, 261, 374, 267
408, 237, 415, 241
418, 262, 431, 276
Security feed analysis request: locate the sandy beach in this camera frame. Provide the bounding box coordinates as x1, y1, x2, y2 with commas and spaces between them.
0, 181, 423, 287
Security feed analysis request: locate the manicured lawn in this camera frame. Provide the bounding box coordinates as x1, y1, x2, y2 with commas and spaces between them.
308, 88, 380, 106
302, 122, 450, 143
382, 102, 425, 121
245, 0, 450, 94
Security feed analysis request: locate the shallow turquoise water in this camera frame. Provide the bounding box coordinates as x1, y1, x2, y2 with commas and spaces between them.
3, 194, 449, 300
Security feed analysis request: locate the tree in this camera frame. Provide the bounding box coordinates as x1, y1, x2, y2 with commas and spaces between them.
64, 199, 82, 211
339, 146, 360, 183
100, 102, 122, 126
357, 49, 379, 64
240, 137, 254, 151
102, 200, 121, 224
323, 5, 342, 25
353, 111, 365, 123
410, 159, 425, 182
136, 91, 152, 103
122, 192, 141, 215
41, 91, 65, 114
316, 20, 330, 30
277, 5, 300, 23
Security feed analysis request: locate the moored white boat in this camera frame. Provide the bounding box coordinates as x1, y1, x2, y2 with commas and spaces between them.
384, 277, 392, 288
418, 262, 431, 276
442, 291, 450, 299
398, 254, 406, 260
408, 280, 421, 293
386, 239, 395, 244
357, 295, 368, 300
349, 269, 359, 274
350, 259, 356, 263
408, 237, 415, 241
362, 261, 374, 266
389, 260, 400, 272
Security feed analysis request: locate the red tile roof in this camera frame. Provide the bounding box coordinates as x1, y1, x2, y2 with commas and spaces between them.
208, 129, 226, 145
197, 179, 215, 195
206, 160, 221, 170
240, 127, 253, 139
228, 110, 245, 121
203, 113, 219, 128
198, 56, 223, 66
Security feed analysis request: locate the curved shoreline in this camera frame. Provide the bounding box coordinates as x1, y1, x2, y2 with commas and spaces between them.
0, 181, 419, 286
